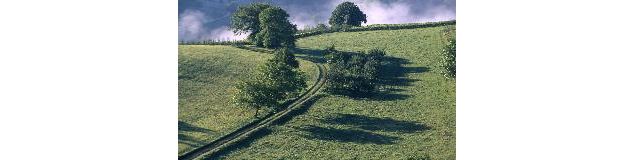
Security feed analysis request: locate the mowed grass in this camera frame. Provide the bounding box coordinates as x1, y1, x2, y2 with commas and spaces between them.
178, 45, 317, 155
221, 26, 456, 159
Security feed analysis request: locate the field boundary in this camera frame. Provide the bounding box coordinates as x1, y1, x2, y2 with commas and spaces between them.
178, 58, 327, 160
178, 20, 455, 45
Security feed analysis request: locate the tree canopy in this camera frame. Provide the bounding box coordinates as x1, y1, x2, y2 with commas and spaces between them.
255, 7, 297, 48
230, 3, 273, 42
234, 50, 306, 117
329, 2, 367, 27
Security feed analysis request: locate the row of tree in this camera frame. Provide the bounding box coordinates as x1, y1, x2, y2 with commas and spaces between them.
231, 2, 372, 117
230, 2, 367, 49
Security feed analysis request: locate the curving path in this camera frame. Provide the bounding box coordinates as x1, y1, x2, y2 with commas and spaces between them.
178, 62, 327, 160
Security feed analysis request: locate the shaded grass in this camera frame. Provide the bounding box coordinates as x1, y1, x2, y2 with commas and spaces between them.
220, 26, 455, 159
178, 45, 317, 155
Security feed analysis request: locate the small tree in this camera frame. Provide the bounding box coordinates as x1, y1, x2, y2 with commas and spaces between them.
230, 3, 273, 44
442, 38, 456, 79
234, 56, 306, 117
329, 2, 367, 27
234, 79, 278, 118
255, 7, 297, 48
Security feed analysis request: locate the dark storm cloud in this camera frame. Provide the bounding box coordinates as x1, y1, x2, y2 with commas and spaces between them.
178, 0, 455, 41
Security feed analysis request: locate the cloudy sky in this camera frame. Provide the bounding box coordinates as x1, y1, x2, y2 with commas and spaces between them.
178, 0, 456, 41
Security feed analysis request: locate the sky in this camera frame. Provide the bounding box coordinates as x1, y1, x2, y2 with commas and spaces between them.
178, 0, 456, 41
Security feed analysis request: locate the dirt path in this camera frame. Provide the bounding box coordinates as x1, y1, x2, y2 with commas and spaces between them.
178, 63, 327, 160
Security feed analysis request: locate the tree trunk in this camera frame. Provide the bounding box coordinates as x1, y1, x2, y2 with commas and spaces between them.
254, 108, 259, 118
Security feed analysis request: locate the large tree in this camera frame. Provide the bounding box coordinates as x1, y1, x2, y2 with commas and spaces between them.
230, 3, 273, 43
329, 2, 367, 27
255, 7, 297, 48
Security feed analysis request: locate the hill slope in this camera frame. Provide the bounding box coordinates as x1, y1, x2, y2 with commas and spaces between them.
220, 25, 456, 159
178, 45, 317, 155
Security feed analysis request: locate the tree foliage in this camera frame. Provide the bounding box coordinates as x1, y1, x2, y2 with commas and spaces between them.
272, 48, 299, 68
230, 3, 273, 43
329, 2, 367, 27
255, 7, 298, 48
324, 46, 385, 96
234, 52, 306, 117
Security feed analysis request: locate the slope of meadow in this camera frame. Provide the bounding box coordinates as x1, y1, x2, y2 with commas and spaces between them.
221, 25, 456, 159
178, 45, 317, 155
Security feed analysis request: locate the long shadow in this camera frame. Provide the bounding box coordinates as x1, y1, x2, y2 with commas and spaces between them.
178, 121, 214, 147
296, 48, 427, 101
295, 125, 400, 145
179, 121, 213, 133
292, 47, 327, 63
203, 94, 328, 159
203, 128, 273, 160
320, 113, 430, 133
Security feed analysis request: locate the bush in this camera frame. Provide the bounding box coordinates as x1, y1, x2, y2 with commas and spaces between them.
329, 2, 367, 27
255, 7, 298, 48
441, 38, 456, 79
324, 47, 385, 96
272, 48, 299, 68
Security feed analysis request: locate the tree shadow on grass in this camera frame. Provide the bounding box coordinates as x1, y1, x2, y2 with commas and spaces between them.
204, 128, 273, 160
204, 94, 328, 159
295, 114, 430, 145
292, 47, 429, 101
293, 47, 327, 63
295, 125, 401, 145
320, 113, 430, 133
178, 121, 213, 147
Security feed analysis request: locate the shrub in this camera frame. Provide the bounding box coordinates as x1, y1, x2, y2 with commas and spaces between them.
329, 2, 367, 27
255, 7, 297, 48
272, 48, 299, 68
441, 38, 456, 79
324, 47, 385, 96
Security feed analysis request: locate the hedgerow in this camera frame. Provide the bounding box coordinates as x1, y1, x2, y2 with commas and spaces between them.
296, 20, 456, 38
180, 20, 455, 46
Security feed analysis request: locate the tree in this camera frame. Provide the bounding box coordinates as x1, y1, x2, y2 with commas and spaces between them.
329, 2, 367, 27
255, 7, 297, 48
234, 79, 278, 118
230, 3, 273, 44
324, 47, 385, 96
272, 48, 299, 68
234, 56, 306, 117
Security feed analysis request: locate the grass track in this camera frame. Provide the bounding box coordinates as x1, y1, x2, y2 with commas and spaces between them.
178, 45, 317, 155
179, 63, 327, 160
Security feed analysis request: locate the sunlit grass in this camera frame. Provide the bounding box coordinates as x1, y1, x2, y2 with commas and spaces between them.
222, 26, 455, 159
178, 45, 317, 155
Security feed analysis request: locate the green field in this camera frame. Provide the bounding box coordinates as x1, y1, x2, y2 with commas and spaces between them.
219, 26, 456, 159
178, 45, 317, 155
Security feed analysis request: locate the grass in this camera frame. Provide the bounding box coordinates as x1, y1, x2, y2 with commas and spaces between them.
219, 25, 456, 159
178, 45, 317, 155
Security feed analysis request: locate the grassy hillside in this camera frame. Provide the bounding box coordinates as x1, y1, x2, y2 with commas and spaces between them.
220, 25, 456, 159
178, 45, 317, 155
